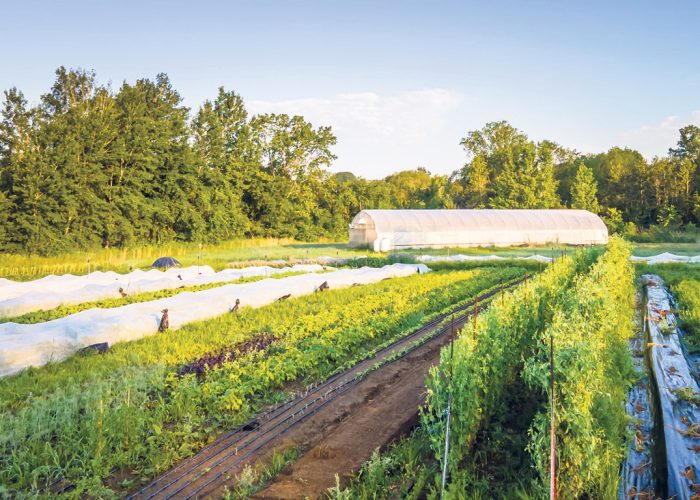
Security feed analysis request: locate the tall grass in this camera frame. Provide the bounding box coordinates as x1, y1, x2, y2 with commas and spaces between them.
0, 237, 374, 280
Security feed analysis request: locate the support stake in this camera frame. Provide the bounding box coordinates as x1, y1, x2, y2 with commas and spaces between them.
550, 332, 557, 500
441, 315, 456, 498
474, 294, 479, 334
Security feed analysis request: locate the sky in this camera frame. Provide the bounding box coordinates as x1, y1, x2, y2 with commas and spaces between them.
2, 0, 700, 178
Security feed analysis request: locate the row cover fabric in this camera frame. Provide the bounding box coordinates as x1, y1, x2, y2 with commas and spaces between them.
0, 264, 326, 318
630, 252, 700, 265
0, 263, 430, 378
416, 254, 553, 263
420, 252, 700, 265
348, 209, 609, 250
643, 275, 700, 500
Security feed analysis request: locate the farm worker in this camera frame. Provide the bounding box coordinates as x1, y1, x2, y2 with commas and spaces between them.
316, 281, 329, 292
118, 287, 127, 298
159, 308, 169, 332
230, 298, 240, 313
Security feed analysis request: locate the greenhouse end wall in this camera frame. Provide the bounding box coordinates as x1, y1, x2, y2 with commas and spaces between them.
348, 209, 609, 251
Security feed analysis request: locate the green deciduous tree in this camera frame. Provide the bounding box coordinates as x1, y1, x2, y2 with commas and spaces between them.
570, 163, 600, 213
454, 122, 560, 209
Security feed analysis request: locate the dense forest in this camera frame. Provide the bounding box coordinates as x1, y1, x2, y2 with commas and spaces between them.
1, 67, 699, 254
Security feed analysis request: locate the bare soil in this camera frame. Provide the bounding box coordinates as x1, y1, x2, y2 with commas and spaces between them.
245, 327, 454, 499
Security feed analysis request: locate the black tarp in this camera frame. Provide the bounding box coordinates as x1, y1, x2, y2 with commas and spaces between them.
642, 275, 700, 500
151, 257, 181, 269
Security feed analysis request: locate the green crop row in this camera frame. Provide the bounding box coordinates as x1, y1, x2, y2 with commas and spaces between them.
421, 237, 635, 497
523, 237, 636, 497
0, 266, 523, 497
639, 263, 700, 346
422, 246, 599, 485
673, 279, 700, 340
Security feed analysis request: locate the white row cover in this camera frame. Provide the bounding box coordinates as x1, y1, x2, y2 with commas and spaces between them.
630, 252, 700, 265
0, 264, 327, 318
349, 209, 609, 251
0, 263, 430, 378
416, 254, 553, 263
421, 252, 700, 265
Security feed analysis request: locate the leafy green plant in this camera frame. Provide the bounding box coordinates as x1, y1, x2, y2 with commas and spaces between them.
222, 446, 300, 499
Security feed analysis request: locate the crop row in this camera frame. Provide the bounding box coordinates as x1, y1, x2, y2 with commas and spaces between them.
0, 269, 312, 325
421, 237, 635, 497
0, 266, 523, 497
523, 236, 635, 497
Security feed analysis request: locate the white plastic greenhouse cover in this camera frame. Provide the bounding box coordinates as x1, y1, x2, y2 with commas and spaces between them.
0, 263, 429, 378
0, 264, 327, 318
348, 209, 608, 250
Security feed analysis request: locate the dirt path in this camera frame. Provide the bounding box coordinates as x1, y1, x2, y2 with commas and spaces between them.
250, 326, 453, 499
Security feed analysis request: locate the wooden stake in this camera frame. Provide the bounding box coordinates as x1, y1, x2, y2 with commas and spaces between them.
550, 332, 557, 499
473, 294, 479, 337
441, 315, 455, 498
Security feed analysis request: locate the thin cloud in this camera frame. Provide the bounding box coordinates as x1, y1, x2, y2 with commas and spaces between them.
248, 89, 464, 177
617, 111, 700, 158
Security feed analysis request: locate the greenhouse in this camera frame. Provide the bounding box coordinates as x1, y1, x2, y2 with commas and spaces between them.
348, 209, 609, 251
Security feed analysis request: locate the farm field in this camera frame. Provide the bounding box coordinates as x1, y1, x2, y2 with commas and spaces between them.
0, 261, 527, 497
2, 239, 700, 498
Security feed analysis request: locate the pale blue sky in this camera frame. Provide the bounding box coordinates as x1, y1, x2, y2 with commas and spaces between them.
2, 0, 699, 178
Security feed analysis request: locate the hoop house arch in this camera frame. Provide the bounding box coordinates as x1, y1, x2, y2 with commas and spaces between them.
348, 209, 608, 251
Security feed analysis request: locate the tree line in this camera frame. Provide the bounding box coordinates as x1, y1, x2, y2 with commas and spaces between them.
1, 68, 699, 254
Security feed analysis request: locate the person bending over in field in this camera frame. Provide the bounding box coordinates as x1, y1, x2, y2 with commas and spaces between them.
230, 298, 240, 313
316, 281, 329, 292
277, 293, 292, 301
159, 308, 169, 332
118, 287, 127, 298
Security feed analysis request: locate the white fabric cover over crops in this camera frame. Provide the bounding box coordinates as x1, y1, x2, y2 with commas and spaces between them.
0, 264, 326, 318
416, 254, 553, 263
348, 209, 608, 250
0, 263, 430, 378
630, 252, 700, 264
